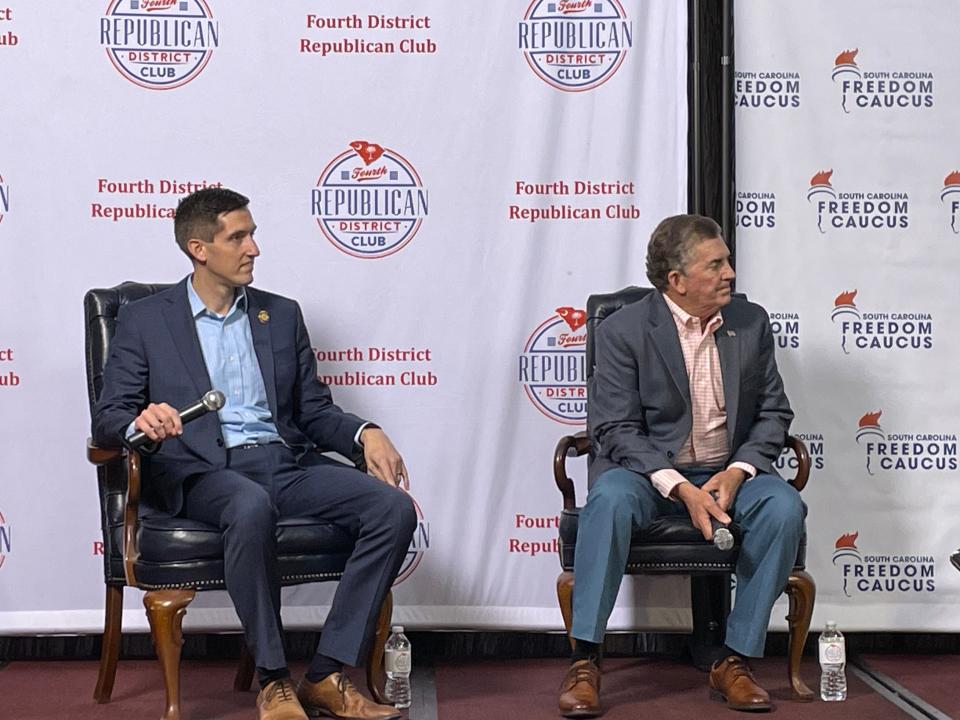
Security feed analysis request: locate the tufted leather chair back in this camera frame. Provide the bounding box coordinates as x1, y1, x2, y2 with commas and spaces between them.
84, 283, 171, 585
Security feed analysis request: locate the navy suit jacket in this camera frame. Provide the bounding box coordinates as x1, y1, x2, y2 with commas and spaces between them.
92, 277, 366, 514
587, 291, 793, 486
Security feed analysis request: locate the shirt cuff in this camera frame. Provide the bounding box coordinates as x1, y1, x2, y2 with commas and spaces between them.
125, 420, 136, 439
650, 468, 688, 499
728, 461, 757, 480
354, 422, 378, 446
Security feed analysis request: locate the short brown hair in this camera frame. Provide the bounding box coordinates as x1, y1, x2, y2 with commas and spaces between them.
173, 188, 249, 260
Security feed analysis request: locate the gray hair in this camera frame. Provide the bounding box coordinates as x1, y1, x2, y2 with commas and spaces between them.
645, 214, 723, 291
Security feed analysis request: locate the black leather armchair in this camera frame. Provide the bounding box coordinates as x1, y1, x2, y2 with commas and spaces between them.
553, 287, 815, 700
84, 282, 392, 720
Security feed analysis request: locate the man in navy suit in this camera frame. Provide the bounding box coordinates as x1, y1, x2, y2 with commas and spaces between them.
93, 188, 415, 720
558, 215, 805, 716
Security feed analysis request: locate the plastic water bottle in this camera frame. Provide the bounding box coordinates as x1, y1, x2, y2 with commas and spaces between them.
819, 621, 847, 701
384, 625, 412, 709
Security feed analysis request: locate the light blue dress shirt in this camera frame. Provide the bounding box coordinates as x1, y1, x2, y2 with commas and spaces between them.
186, 280, 282, 449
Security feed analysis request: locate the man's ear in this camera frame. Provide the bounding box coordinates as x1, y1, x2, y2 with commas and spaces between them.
667, 269, 686, 295
186, 238, 206, 264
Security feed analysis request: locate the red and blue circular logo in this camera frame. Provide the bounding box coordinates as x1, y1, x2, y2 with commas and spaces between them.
311, 140, 429, 259
518, 0, 633, 92
518, 307, 588, 425
100, 0, 220, 90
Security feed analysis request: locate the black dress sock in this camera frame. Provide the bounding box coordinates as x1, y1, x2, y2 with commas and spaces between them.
257, 666, 291, 689
305, 653, 344, 684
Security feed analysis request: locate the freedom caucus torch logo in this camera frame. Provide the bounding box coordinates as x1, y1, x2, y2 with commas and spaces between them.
833, 531, 935, 598
394, 496, 430, 585
100, 0, 219, 90
940, 171, 960, 233
518, 0, 633, 92
807, 170, 909, 234
855, 410, 957, 476
518, 307, 588, 425
831, 48, 934, 113
831, 289, 933, 354
312, 141, 429, 259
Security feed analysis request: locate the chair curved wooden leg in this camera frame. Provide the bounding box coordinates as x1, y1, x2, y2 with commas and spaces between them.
234, 640, 255, 692
366, 590, 392, 705
144, 589, 196, 720
785, 570, 816, 702
94, 584, 124, 703
557, 571, 575, 651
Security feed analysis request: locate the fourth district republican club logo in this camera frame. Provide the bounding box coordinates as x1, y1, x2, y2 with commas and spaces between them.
831, 48, 934, 113
807, 169, 909, 233
100, 1, 220, 90
832, 531, 935, 597
312, 140, 429, 259
855, 410, 957, 476
518, 307, 588, 425
830, 289, 933, 354
518, 0, 633, 92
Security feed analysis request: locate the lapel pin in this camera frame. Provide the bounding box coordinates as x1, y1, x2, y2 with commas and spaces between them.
258, 310, 270, 324
726, 330, 736, 337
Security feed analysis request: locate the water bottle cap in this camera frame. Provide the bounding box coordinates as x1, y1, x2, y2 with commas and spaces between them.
825, 620, 837, 629
391, 625, 405, 633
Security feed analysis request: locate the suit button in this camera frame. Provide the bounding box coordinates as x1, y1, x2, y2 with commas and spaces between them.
216, 438, 224, 447
667, 451, 674, 458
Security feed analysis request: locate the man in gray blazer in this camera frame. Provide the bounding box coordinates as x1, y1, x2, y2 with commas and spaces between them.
558, 215, 805, 716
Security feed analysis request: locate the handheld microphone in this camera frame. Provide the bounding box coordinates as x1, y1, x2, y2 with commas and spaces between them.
126, 390, 226, 451
708, 491, 735, 551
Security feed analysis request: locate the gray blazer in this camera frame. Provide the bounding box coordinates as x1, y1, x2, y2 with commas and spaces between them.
587, 291, 793, 486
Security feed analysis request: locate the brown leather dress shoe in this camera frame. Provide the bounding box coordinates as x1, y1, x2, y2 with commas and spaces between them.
257, 679, 309, 720
296, 673, 401, 719
709, 655, 772, 712
558, 659, 602, 717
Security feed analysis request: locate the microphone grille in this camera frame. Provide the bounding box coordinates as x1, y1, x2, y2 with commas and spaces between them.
203, 389, 226, 411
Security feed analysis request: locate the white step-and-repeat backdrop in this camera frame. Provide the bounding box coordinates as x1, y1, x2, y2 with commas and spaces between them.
736, 1, 960, 631
0, 1, 689, 634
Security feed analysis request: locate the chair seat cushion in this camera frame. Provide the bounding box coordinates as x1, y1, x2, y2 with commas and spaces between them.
113, 515, 357, 590
559, 508, 806, 574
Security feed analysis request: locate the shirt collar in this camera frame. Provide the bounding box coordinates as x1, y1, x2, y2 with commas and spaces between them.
661, 292, 724, 333
187, 276, 247, 320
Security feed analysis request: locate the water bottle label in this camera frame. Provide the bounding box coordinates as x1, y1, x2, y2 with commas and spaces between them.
819, 641, 845, 664
385, 649, 411, 674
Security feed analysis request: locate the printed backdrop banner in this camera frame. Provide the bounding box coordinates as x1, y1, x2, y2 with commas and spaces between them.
0, 1, 689, 633
735, 1, 960, 630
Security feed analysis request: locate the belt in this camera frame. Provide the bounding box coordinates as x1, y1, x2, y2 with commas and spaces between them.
228, 441, 282, 451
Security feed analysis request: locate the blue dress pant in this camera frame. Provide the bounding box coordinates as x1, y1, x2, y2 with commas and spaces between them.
178, 443, 418, 670
571, 467, 805, 657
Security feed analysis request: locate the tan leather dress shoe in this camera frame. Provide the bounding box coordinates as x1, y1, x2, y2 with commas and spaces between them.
296, 673, 401, 719
558, 659, 602, 717
708, 655, 772, 712
257, 679, 309, 720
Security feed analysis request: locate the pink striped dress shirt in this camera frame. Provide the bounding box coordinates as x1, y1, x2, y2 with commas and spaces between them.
649, 294, 756, 498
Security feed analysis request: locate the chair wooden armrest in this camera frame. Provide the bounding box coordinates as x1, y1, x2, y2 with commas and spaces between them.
784, 435, 810, 493
553, 431, 590, 511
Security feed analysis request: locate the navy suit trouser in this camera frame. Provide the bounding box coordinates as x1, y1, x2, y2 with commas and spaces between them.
571, 467, 805, 657
178, 443, 417, 670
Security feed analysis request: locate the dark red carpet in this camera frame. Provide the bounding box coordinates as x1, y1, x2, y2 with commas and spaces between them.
434, 657, 911, 719
861, 653, 960, 718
